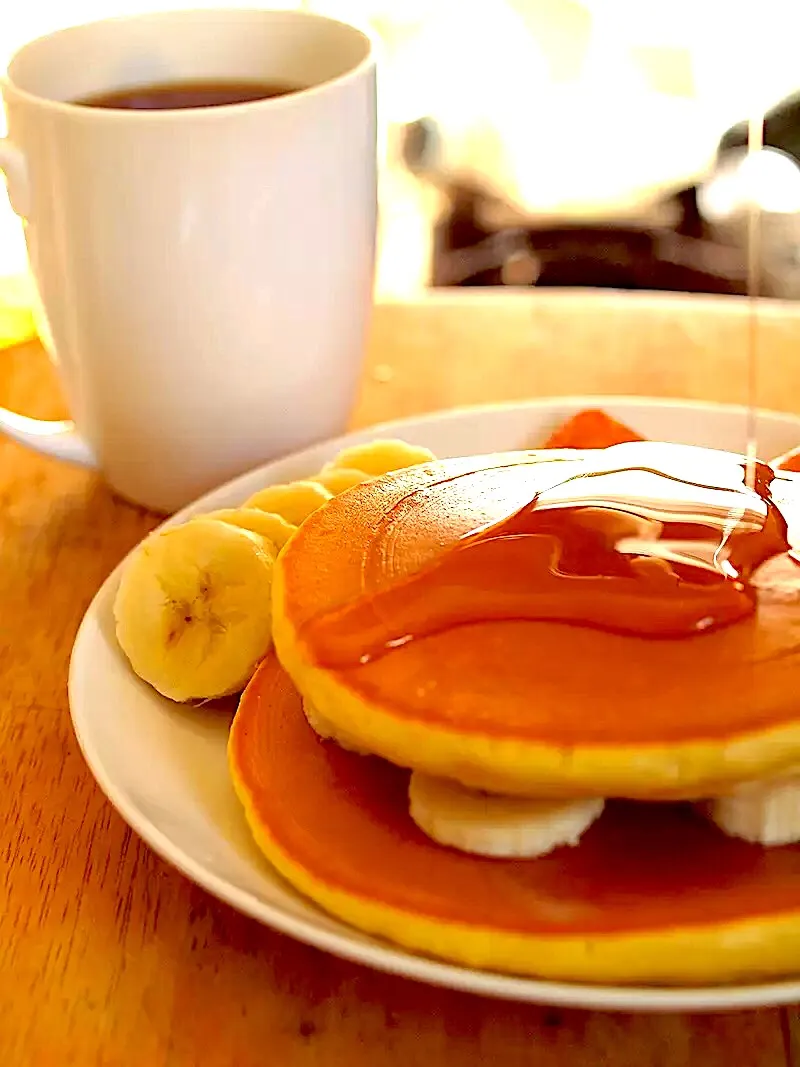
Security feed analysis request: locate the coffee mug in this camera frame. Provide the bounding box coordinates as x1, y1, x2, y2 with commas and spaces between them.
0, 8, 377, 512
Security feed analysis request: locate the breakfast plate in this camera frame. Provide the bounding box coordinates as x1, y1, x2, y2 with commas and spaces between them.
69, 396, 800, 1012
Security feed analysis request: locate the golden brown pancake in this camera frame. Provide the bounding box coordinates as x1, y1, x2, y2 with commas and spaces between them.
273, 445, 800, 799
229, 654, 800, 985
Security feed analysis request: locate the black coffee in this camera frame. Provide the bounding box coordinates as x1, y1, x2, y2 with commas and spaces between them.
74, 79, 305, 110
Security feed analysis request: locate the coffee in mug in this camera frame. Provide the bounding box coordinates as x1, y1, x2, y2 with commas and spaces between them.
75, 79, 307, 110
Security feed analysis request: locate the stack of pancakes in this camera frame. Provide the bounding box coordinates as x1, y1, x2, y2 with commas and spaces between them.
230, 416, 800, 985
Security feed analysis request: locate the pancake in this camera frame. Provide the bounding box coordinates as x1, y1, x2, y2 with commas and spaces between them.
229, 654, 800, 985
272, 443, 800, 799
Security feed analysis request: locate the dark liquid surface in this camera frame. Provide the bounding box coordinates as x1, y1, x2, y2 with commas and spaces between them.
74, 78, 305, 110
301, 443, 797, 669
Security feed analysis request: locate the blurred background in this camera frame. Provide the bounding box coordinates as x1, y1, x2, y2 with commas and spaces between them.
3, 0, 800, 341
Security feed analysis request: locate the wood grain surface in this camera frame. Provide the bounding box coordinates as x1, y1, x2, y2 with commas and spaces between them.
2, 291, 800, 1067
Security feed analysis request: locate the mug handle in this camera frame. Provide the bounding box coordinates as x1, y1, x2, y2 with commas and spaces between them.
0, 138, 96, 468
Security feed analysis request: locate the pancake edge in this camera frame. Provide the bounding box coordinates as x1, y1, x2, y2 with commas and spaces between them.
273, 557, 800, 799
228, 676, 800, 986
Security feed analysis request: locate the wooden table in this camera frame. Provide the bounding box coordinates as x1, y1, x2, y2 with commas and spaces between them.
4, 290, 800, 1066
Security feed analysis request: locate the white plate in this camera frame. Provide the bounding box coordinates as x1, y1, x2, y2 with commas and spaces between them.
69, 396, 800, 1013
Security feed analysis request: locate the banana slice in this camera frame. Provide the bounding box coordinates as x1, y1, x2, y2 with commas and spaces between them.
244, 481, 332, 525
326, 439, 435, 477
311, 467, 370, 495
706, 777, 800, 846
203, 508, 297, 550
409, 772, 605, 858
301, 698, 370, 754
302, 697, 336, 739
114, 518, 276, 702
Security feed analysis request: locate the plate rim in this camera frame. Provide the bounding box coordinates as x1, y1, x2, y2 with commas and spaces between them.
68, 395, 800, 1012
165, 393, 800, 528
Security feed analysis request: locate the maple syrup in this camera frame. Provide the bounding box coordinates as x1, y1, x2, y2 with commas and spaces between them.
745, 112, 765, 488
302, 443, 793, 669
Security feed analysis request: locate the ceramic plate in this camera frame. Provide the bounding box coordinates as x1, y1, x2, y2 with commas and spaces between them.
69, 396, 800, 1012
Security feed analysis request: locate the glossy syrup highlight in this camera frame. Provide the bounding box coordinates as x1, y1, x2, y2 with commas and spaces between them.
300, 444, 793, 669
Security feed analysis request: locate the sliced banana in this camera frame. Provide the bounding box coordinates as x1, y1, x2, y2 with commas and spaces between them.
114, 517, 276, 702
706, 776, 800, 846
203, 507, 297, 550
326, 439, 435, 477
302, 697, 335, 739
408, 772, 605, 858
244, 480, 332, 525
311, 467, 370, 495
301, 698, 370, 754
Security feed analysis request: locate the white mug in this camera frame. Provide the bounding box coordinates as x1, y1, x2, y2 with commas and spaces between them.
0, 9, 377, 512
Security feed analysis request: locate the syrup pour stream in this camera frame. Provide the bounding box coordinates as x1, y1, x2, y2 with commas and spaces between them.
745, 112, 765, 488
